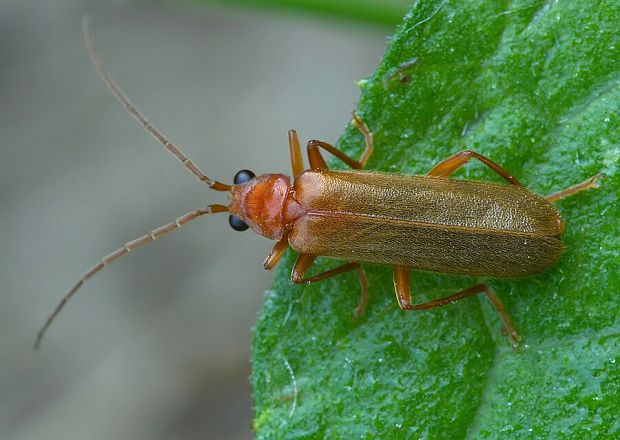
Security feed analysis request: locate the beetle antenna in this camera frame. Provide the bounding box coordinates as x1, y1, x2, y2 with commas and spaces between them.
82, 16, 231, 191
34, 204, 229, 350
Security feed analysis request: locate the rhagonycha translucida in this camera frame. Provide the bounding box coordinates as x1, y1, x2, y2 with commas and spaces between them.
35, 17, 603, 350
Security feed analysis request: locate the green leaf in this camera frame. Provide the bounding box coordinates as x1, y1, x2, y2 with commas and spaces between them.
252, 0, 620, 437
193, 0, 411, 25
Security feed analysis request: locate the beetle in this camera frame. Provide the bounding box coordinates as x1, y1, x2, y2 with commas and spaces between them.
35, 18, 603, 350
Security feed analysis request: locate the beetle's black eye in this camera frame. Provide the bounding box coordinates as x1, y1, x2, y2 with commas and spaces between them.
233, 169, 255, 184
229, 215, 249, 231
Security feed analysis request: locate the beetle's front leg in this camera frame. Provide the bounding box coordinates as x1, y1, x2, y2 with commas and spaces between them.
288, 130, 305, 178
292, 254, 369, 320
428, 150, 522, 185
393, 266, 521, 348
264, 232, 290, 270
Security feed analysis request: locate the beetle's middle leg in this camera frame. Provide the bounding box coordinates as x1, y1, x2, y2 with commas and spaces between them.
306, 113, 374, 171
292, 254, 369, 320
428, 150, 522, 185
393, 266, 521, 348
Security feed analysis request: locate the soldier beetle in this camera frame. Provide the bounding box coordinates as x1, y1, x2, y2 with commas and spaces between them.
35, 18, 603, 350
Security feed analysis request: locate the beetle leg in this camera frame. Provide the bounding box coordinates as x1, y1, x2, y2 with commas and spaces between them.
545, 173, 604, 203
307, 140, 354, 170
306, 114, 374, 171
428, 150, 522, 185
351, 113, 374, 168
263, 232, 290, 270
288, 130, 305, 178
306, 141, 330, 170
393, 266, 521, 348
292, 254, 370, 320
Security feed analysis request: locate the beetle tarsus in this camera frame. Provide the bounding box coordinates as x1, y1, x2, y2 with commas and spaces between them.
545, 172, 605, 203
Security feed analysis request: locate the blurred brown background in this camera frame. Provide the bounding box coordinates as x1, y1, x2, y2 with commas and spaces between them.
0, 0, 392, 438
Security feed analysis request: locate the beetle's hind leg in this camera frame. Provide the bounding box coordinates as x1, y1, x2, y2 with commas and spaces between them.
292, 254, 370, 321
545, 173, 604, 203
306, 113, 374, 171
428, 150, 522, 185
393, 266, 521, 349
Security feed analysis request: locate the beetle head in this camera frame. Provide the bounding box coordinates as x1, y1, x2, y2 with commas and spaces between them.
229, 173, 290, 240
